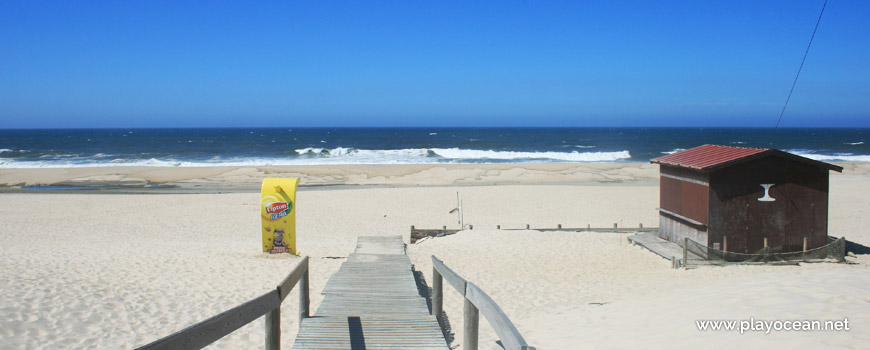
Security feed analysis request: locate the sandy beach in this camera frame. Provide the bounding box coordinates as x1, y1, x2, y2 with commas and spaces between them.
1, 162, 869, 349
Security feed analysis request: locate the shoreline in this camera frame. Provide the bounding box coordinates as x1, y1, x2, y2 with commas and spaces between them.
2, 161, 868, 194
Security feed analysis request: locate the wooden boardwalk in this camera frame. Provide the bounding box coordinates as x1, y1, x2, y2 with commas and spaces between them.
294, 236, 448, 350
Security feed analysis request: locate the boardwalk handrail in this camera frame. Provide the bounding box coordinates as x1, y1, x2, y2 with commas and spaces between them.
137, 256, 310, 350
431, 256, 535, 350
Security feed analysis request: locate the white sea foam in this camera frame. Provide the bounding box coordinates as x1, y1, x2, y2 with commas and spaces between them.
0, 148, 633, 168
786, 150, 870, 162
431, 148, 630, 162
846, 141, 864, 145
662, 148, 686, 155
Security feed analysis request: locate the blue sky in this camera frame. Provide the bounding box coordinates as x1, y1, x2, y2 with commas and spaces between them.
0, 1, 867, 128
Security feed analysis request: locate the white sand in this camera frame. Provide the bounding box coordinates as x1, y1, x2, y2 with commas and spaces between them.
1, 163, 868, 349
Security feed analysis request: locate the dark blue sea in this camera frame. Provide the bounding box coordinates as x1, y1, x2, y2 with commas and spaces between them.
1, 128, 868, 167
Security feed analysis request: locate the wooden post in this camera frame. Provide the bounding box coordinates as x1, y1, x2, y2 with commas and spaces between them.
671, 256, 677, 269
299, 269, 309, 323
526, 224, 530, 229
614, 223, 618, 231
639, 223, 643, 230
803, 237, 808, 261
265, 307, 280, 350
683, 237, 688, 268
464, 297, 479, 350
411, 225, 415, 231
723, 236, 728, 254
432, 267, 443, 330
469, 225, 473, 230
443, 225, 447, 230
764, 237, 768, 249
557, 224, 562, 229
497, 225, 501, 229
587, 224, 590, 231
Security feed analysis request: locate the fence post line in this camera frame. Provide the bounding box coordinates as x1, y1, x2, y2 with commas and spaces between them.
464, 295, 479, 350
265, 307, 280, 350
299, 269, 310, 324
432, 267, 444, 330
683, 237, 688, 268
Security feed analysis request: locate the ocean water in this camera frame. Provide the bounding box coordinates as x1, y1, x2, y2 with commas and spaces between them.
1, 128, 868, 168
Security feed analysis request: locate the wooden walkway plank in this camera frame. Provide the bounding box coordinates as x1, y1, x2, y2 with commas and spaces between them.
294, 236, 448, 350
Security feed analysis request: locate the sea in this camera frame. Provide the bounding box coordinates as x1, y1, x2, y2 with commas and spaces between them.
1, 127, 868, 168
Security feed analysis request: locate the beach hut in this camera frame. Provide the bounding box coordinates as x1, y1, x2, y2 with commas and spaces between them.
650, 145, 843, 255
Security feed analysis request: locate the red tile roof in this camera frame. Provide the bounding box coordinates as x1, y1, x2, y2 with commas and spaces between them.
650, 144, 843, 172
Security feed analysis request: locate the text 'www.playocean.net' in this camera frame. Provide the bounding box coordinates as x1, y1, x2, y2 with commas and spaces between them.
696, 318, 850, 334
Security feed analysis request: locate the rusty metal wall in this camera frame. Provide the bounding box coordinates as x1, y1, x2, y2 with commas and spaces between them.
708, 156, 829, 254
660, 165, 710, 225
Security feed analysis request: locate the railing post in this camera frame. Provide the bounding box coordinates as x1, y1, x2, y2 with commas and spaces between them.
265, 307, 280, 350
432, 266, 443, 330
464, 295, 479, 350
299, 269, 310, 324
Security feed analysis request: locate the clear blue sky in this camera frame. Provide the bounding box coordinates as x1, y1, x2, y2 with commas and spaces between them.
1, 1, 867, 128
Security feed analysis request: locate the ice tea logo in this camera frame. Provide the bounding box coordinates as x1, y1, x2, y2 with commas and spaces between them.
263, 198, 292, 221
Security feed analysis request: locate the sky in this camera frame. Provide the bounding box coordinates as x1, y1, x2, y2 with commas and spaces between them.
0, 0, 868, 128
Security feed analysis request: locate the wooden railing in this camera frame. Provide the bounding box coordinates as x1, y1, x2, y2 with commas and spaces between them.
136, 256, 310, 350
431, 256, 535, 350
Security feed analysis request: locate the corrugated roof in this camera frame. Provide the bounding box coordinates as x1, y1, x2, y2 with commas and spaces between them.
650, 144, 843, 172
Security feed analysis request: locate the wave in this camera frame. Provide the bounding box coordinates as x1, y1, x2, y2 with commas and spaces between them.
786, 150, 870, 162
845, 141, 864, 145
662, 148, 686, 155
0, 148, 633, 168
431, 148, 629, 162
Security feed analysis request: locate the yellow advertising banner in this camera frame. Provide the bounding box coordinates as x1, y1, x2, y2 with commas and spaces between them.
261, 178, 299, 254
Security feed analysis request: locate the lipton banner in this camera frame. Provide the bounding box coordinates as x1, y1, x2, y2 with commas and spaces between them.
261, 178, 299, 254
